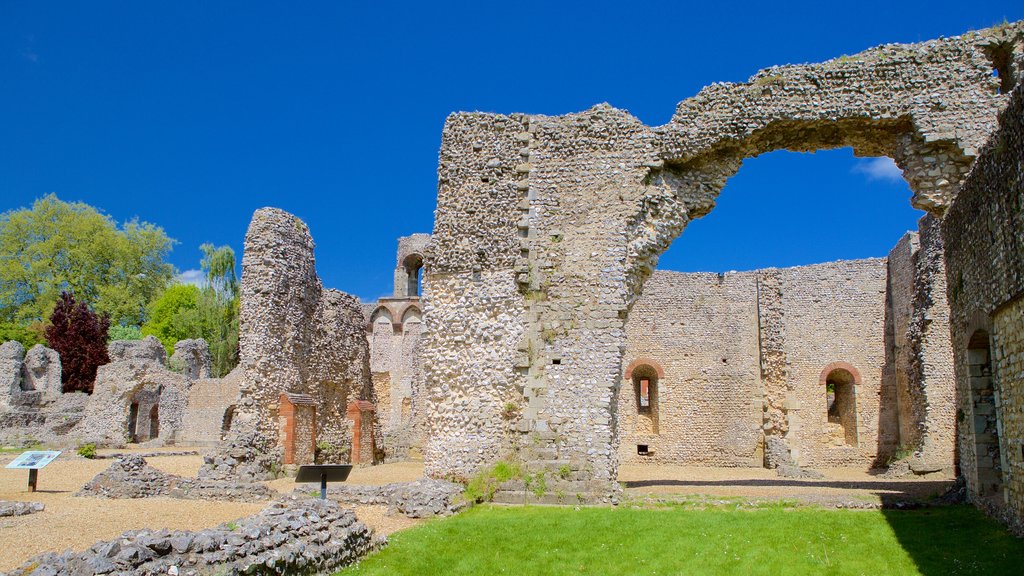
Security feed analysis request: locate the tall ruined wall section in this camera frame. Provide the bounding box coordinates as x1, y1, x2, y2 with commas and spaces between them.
619, 271, 762, 466
234, 208, 372, 458
942, 79, 1024, 530
886, 217, 957, 470
618, 260, 898, 470
777, 260, 889, 467
425, 24, 1023, 494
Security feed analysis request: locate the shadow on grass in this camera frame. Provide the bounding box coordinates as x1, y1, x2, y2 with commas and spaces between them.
880, 505, 1023, 575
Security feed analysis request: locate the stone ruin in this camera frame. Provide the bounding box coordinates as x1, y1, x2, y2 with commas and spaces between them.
199, 207, 376, 479
414, 21, 1024, 512
1, 20, 1023, 536
0, 209, 378, 474
364, 234, 430, 461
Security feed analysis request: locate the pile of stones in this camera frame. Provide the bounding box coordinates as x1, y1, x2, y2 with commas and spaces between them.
294, 478, 467, 518
0, 500, 44, 517
3, 497, 375, 576
77, 455, 275, 502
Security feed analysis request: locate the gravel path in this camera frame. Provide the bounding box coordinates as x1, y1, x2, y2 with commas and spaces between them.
0, 452, 953, 571
0, 451, 426, 571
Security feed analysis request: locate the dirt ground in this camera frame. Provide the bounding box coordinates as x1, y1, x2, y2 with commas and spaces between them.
0, 449, 424, 571
0, 450, 953, 571
618, 464, 955, 507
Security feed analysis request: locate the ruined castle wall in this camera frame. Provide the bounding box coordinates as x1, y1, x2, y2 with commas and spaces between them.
777, 259, 889, 468
942, 81, 1024, 528
178, 367, 242, 446
425, 25, 1022, 494
887, 232, 920, 452
618, 271, 762, 467
232, 208, 372, 465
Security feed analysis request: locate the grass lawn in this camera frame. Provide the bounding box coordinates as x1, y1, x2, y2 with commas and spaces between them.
339, 504, 1024, 575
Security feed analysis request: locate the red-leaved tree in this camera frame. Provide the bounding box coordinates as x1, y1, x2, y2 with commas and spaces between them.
45, 292, 111, 393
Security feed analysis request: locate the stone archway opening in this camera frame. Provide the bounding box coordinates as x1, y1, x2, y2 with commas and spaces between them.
422, 25, 1022, 500
824, 367, 859, 447
967, 329, 1004, 500
403, 254, 424, 297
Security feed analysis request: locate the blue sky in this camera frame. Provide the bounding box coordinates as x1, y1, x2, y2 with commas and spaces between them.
1, 2, 1020, 302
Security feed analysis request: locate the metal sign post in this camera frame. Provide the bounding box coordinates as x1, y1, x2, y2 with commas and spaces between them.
295, 464, 353, 499
5, 450, 62, 492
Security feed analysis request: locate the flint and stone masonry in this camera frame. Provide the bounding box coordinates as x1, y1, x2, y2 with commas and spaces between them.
421, 23, 1024, 500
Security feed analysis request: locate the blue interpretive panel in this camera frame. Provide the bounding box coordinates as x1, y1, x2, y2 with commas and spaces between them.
5, 451, 61, 470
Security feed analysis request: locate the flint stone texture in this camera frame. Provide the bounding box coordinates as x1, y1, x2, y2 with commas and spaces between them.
3, 497, 375, 576
942, 77, 1024, 533
0, 341, 25, 409
76, 358, 191, 446
204, 208, 373, 478
108, 336, 168, 365
78, 455, 275, 502
296, 478, 467, 518
422, 22, 1024, 499
179, 367, 242, 447
0, 500, 44, 517
170, 339, 213, 380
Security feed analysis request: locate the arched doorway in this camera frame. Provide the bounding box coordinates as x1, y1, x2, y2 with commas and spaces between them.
968, 329, 1003, 500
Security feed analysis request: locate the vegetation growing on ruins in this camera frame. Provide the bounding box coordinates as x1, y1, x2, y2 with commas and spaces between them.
45, 292, 111, 393
462, 460, 522, 503
339, 505, 1024, 575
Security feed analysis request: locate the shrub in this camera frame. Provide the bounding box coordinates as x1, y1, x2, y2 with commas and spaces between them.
45, 292, 110, 393
107, 324, 143, 342
464, 460, 523, 503
77, 443, 96, 459
0, 322, 44, 348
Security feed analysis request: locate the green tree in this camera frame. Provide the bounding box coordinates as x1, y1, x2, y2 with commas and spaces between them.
0, 194, 176, 327
0, 321, 44, 348
107, 324, 143, 341
141, 244, 239, 377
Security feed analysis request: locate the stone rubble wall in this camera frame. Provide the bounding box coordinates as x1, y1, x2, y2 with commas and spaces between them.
293, 478, 467, 518
170, 339, 213, 380
941, 78, 1024, 531
0, 342, 62, 410
618, 270, 762, 467
0, 501, 44, 517
78, 455, 275, 502
423, 23, 1023, 494
216, 208, 373, 475
777, 259, 888, 468
885, 216, 957, 472
178, 367, 242, 446
76, 341, 191, 446
2, 497, 375, 576
617, 256, 947, 471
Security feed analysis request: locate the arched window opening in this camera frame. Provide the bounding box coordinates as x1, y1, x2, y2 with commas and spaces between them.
222, 405, 236, 439
630, 364, 660, 436
403, 254, 424, 297
825, 368, 858, 447
968, 329, 1003, 500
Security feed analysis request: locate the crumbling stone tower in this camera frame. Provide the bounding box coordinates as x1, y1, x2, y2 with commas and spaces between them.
422, 23, 1024, 501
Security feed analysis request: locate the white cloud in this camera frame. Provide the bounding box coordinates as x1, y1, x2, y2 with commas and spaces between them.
853, 157, 903, 182
176, 269, 205, 286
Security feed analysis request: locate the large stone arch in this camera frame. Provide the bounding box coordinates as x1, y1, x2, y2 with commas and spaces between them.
422, 24, 1024, 498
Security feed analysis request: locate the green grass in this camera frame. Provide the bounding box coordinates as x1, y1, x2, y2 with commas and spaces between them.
338, 504, 1023, 576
